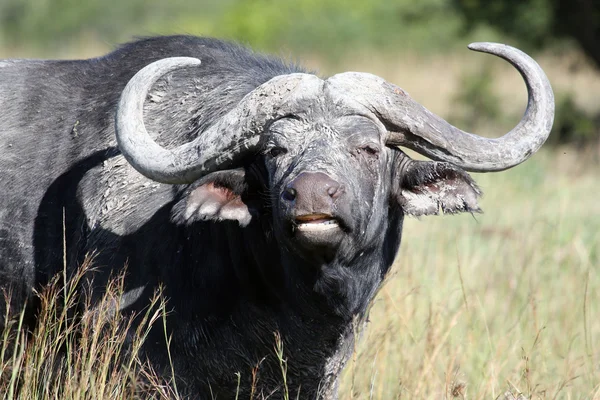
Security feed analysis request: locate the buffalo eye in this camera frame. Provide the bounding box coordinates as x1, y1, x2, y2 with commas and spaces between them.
359, 144, 380, 157
268, 147, 287, 158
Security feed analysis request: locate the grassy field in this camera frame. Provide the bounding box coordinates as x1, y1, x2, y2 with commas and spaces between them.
339, 147, 600, 399
1, 42, 598, 398
334, 53, 600, 400
2, 147, 596, 399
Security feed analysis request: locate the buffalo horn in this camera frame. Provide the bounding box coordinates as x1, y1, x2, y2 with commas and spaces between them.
116, 57, 321, 184
327, 43, 555, 172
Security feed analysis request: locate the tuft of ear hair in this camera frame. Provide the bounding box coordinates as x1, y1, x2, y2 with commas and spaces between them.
397, 160, 482, 216
171, 169, 253, 226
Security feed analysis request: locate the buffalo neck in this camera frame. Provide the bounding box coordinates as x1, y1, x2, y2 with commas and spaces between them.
164, 211, 403, 326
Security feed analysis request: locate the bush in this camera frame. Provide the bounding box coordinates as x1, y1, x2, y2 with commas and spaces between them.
550, 93, 599, 146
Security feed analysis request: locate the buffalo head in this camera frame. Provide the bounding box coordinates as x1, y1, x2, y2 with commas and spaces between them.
114, 43, 554, 262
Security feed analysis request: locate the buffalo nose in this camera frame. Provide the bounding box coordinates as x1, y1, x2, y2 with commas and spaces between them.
282, 187, 297, 201
281, 172, 342, 205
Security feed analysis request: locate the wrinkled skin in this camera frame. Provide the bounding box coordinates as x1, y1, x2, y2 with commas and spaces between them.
0, 36, 482, 399
266, 115, 387, 258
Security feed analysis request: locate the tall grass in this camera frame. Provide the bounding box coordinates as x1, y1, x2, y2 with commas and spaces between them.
0, 257, 181, 399
339, 148, 600, 399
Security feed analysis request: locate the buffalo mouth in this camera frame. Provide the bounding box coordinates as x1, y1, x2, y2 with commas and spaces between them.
289, 213, 345, 252
294, 213, 340, 232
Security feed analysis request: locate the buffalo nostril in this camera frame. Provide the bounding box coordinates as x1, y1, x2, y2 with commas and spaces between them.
282, 187, 297, 202
327, 185, 342, 198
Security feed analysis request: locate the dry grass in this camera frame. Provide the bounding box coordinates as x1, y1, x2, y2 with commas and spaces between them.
339, 148, 600, 399
0, 257, 182, 400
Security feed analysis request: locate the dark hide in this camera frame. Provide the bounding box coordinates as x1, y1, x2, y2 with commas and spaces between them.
0, 36, 481, 399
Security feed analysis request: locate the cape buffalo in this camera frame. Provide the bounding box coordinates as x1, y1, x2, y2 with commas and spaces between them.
0, 36, 554, 398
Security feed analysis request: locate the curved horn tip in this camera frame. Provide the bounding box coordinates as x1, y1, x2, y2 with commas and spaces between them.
143, 56, 202, 73
116, 56, 203, 184
467, 42, 508, 53
122, 57, 202, 87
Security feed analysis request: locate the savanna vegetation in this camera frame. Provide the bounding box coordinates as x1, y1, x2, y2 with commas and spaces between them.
0, 0, 598, 398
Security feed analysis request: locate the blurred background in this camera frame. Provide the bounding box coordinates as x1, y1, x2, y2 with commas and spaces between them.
1, 0, 598, 398
1, 0, 599, 146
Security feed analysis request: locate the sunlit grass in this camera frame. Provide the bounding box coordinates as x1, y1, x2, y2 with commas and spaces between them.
0, 257, 182, 400
340, 148, 600, 399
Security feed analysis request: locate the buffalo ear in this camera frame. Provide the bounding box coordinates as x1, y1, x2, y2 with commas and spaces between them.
171, 169, 253, 226
396, 160, 482, 216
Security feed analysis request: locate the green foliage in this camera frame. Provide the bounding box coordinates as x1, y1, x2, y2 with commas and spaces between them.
207, 0, 465, 55
453, 0, 554, 50
0, 0, 205, 51
1, 0, 598, 67
453, 0, 600, 68
550, 93, 599, 145
0, 0, 469, 56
